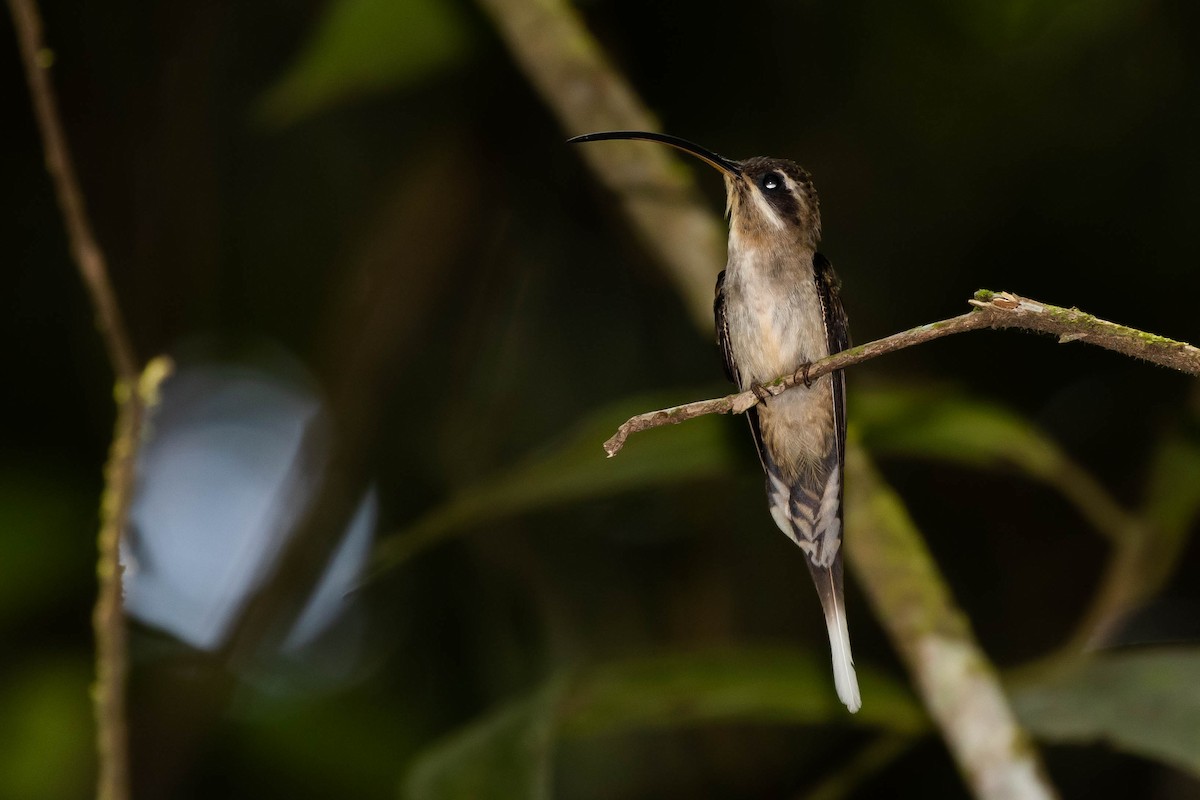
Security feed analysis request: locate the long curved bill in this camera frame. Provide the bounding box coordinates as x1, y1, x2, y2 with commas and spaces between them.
568, 130, 741, 176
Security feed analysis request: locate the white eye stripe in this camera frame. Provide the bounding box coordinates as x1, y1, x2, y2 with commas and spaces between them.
747, 183, 787, 230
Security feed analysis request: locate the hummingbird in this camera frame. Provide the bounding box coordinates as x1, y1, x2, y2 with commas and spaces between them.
570, 131, 860, 712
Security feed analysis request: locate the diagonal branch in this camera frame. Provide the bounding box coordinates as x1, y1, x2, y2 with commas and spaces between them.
474, 0, 726, 330
845, 443, 1056, 799
603, 290, 1200, 456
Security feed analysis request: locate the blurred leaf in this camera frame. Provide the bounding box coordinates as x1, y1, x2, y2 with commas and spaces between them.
259, 0, 472, 125
235, 690, 422, 798
403, 648, 922, 799
0, 658, 94, 800
560, 647, 925, 737
1013, 648, 1200, 778
0, 466, 91, 629
403, 682, 562, 800
854, 386, 1063, 476
373, 392, 734, 571
854, 386, 1136, 544
1140, 433, 1200, 567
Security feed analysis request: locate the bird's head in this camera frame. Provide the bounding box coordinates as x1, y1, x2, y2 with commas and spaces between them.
568, 131, 822, 251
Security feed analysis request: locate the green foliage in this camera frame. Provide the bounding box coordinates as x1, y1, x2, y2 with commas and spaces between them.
560, 648, 923, 737
405, 647, 1200, 796
391, 388, 1200, 796
258, 0, 473, 125
232, 689, 425, 799
13, 0, 1200, 794
0, 468, 91, 628
403, 645, 1200, 799
0, 659, 94, 800
1141, 433, 1200, 565
372, 393, 734, 572
404, 683, 562, 800
854, 385, 1138, 544
402, 649, 921, 800
853, 385, 1068, 477
1013, 649, 1200, 777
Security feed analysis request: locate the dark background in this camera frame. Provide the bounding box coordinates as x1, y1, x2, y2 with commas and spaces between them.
3, 0, 1200, 797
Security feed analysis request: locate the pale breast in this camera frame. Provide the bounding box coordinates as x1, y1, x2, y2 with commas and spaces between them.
724, 245, 834, 473
725, 249, 829, 387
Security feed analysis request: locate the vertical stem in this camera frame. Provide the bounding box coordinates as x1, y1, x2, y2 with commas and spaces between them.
92, 390, 141, 800
7, 2, 144, 798
7, 0, 139, 379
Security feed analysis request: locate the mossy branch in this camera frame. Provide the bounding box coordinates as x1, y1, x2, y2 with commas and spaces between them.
604, 290, 1200, 456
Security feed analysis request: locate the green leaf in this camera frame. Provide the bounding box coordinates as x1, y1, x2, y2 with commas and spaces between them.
372, 392, 734, 571
853, 386, 1136, 544
259, 0, 472, 125
1013, 649, 1200, 777
853, 386, 1063, 477
402, 648, 922, 799
1140, 433, 1200, 569
560, 647, 925, 737
403, 682, 563, 800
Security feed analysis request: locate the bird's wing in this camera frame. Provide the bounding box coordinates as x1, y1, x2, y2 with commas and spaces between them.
811, 251, 860, 712
813, 252, 849, 463
713, 270, 736, 383
715, 269, 767, 471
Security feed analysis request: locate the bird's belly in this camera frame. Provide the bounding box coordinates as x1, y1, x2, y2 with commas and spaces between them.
759, 386, 833, 478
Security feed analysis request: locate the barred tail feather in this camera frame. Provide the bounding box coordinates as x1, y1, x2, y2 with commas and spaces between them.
808, 559, 861, 713
765, 456, 860, 711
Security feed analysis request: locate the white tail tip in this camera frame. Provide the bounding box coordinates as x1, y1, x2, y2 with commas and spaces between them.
827, 610, 861, 713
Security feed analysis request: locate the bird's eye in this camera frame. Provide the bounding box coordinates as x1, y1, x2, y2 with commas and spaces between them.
760, 172, 783, 191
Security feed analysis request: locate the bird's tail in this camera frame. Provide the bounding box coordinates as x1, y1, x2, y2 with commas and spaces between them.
766, 462, 862, 713
807, 555, 861, 713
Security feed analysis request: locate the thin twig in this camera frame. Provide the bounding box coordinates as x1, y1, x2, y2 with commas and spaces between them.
604, 290, 1200, 456
7, 0, 139, 381
8, 3, 143, 799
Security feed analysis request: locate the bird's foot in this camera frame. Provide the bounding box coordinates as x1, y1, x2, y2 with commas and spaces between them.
749, 381, 773, 403
800, 362, 814, 388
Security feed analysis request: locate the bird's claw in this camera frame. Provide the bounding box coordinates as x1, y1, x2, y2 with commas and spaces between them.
749, 381, 773, 403
800, 362, 813, 388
